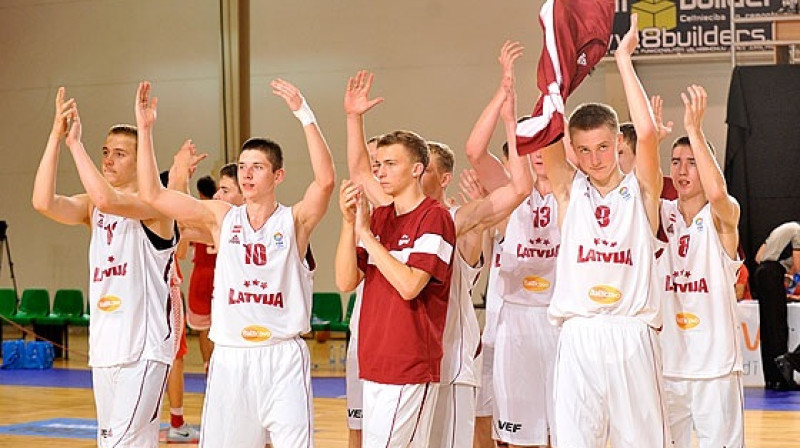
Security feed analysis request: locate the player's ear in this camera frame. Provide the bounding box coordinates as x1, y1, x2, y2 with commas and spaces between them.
412, 162, 424, 179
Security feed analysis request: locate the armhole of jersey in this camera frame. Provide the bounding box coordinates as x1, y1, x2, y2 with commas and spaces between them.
141, 221, 177, 251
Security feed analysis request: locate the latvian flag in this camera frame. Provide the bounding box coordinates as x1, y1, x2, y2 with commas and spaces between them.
516, 0, 615, 155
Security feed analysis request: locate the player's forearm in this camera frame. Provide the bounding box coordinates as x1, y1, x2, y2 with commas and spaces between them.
615, 54, 657, 147
686, 127, 727, 204
136, 126, 165, 205
360, 232, 427, 300
32, 133, 63, 212
346, 115, 373, 181
335, 220, 361, 292
67, 140, 122, 210
303, 123, 336, 194
465, 88, 510, 192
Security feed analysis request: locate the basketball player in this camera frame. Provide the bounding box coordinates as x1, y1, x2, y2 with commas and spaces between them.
343, 136, 379, 448
32, 87, 177, 448
186, 174, 219, 373
135, 80, 335, 448
466, 41, 560, 448
542, 15, 669, 447
659, 85, 744, 447
337, 60, 531, 446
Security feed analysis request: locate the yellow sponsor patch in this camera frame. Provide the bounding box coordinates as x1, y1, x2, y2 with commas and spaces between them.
588, 285, 622, 304
523, 276, 550, 292
675, 313, 700, 330
241, 325, 272, 342
97, 295, 121, 312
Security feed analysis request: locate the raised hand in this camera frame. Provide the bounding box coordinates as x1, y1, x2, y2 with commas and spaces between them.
65, 102, 82, 147
135, 81, 158, 129
499, 40, 524, 84
344, 70, 384, 117
681, 84, 707, 133
52, 87, 76, 138
651, 95, 674, 143
270, 78, 305, 111
457, 169, 488, 205
616, 13, 640, 58
339, 179, 360, 224
173, 139, 208, 179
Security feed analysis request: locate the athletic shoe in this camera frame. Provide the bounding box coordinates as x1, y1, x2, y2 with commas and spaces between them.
167, 424, 200, 443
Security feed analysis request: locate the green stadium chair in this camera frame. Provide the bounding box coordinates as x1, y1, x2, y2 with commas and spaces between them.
329, 292, 356, 335
68, 299, 90, 327
37, 289, 84, 326
310, 292, 343, 332
11, 289, 50, 326
35, 289, 85, 359
0, 288, 16, 321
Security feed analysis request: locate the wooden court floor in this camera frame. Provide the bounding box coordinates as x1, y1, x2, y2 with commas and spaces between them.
1, 331, 800, 447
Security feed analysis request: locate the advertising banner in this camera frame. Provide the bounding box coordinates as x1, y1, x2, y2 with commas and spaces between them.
609, 0, 789, 55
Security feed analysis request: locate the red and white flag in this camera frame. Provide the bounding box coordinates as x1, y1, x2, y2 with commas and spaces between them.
516, 0, 615, 154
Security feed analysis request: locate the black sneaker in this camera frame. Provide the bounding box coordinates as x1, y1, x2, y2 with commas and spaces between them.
776, 354, 797, 386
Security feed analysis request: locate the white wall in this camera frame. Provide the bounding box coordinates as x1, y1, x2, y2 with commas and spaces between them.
0, 0, 735, 297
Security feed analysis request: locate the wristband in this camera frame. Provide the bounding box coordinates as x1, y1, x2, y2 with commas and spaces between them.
292, 98, 316, 126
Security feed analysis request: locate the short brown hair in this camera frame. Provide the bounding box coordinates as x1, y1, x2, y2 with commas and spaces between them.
108, 124, 137, 140
241, 137, 283, 171
427, 141, 455, 174
568, 103, 619, 135
672, 135, 716, 156
620, 122, 637, 155
377, 130, 429, 168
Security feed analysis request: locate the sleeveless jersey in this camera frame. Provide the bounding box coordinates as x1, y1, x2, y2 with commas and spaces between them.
498, 190, 560, 307
440, 207, 483, 386
210, 204, 314, 347
482, 231, 504, 346
548, 172, 661, 327
88, 209, 176, 367
659, 200, 743, 378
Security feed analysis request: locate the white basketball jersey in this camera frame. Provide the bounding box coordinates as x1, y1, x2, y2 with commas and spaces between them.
88, 209, 176, 367
548, 172, 661, 328
210, 204, 314, 347
498, 190, 560, 307
659, 200, 743, 378
482, 231, 503, 346
440, 207, 483, 386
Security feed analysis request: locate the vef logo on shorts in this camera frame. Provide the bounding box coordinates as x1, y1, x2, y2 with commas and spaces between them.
97, 295, 122, 312
676, 312, 700, 330
523, 275, 550, 292
588, 285, 622, 304
241, 325, 272, 342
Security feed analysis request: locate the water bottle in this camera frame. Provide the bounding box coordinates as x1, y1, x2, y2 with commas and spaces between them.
339, 342, 347, 372
328, 342, 337, 372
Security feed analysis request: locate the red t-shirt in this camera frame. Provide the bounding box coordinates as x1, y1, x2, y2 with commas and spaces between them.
357, 197, 456, 384
191, 242, 217, 269
661, 176, 678, 200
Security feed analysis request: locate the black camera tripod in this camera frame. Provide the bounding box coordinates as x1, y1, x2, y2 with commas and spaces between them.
0, 221, 20, 350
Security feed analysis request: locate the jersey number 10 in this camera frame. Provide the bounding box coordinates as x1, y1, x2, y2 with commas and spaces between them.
244, 243, 268, 266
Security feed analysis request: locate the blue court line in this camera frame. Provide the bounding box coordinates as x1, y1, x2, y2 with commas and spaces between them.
0, 418, 169, 440
0, 367, 346, 398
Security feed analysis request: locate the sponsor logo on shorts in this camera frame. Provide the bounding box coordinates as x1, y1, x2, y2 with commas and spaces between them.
97, 295, 122, 312
497, 420, 522, 433
241, 325, 272, 342
523, 275, 550, 292
347, 408, 362, 419
675, 312, 700, 330
588, 285, 622, 304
